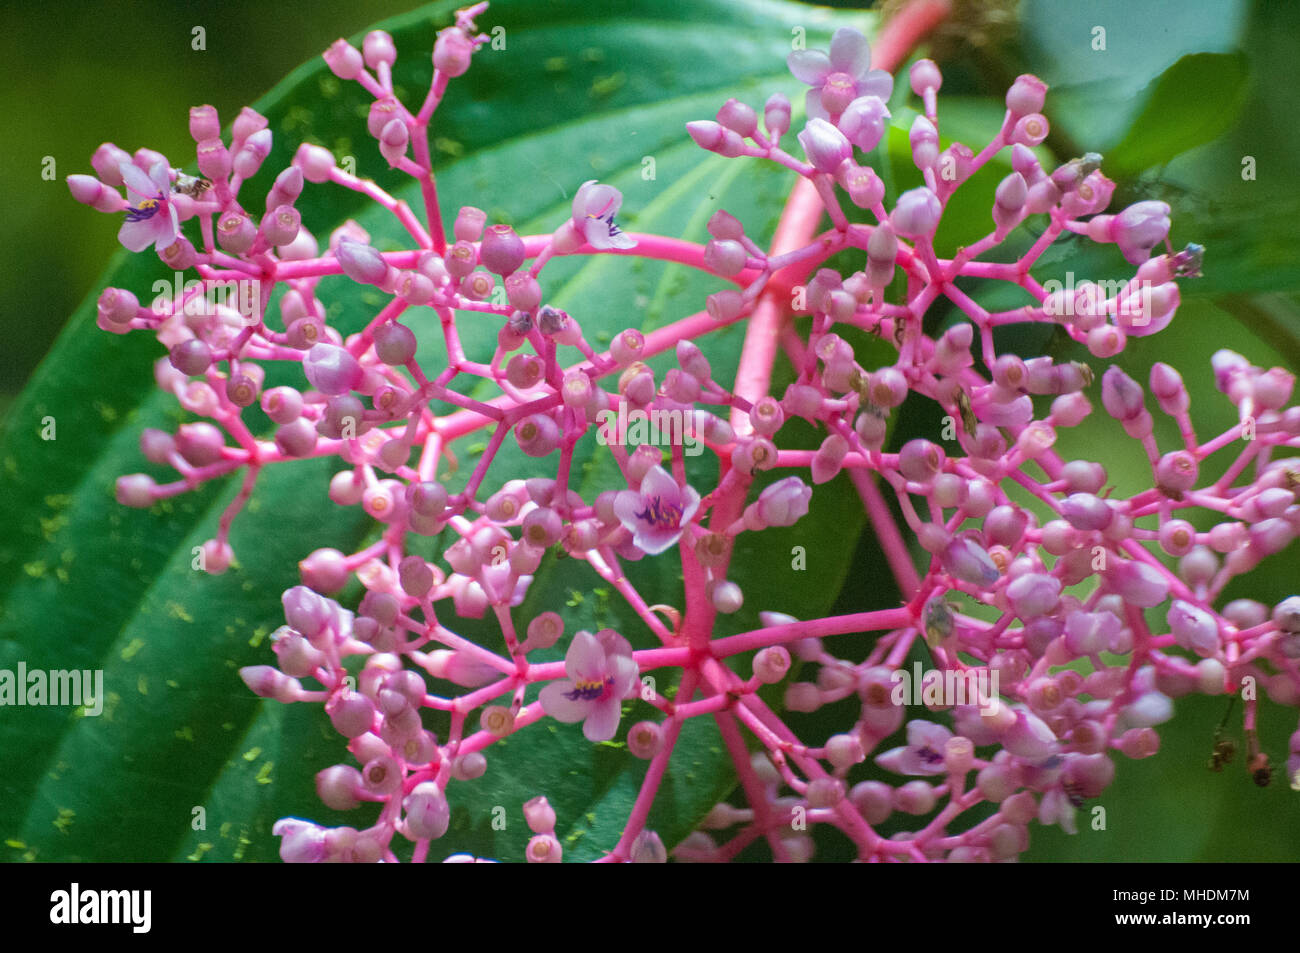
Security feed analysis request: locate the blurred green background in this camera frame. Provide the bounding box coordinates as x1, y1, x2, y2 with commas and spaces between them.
2, 0, 1298, 861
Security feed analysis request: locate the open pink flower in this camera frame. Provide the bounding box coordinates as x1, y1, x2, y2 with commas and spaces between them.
875, 719, 952, 776
614, 465, 701, 556
572, 180, 635, 250
117, 161, 179, 253
539, 630, 639, 742
787, 28, 893, 122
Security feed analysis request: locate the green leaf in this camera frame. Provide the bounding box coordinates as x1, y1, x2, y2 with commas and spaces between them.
1105, 52, 1250, 177
0, 0, 877, 862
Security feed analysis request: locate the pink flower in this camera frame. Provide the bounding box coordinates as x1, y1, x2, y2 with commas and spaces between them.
572, 180, 635, 250
875, 719, 952, 776
117, 161, 179, 253
613, 465, 701, 556
539, 630, 639, 742
787, 28, 893, 121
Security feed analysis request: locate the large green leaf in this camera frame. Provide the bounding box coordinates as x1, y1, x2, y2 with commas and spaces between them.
1105, 52, 1250, 178
0, 0, 877, 862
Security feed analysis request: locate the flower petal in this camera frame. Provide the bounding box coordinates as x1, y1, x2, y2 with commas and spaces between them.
677, 485, 702, 527
639, 465, 680, 505
118, 161, 158, 200
608, 653, 641, 700
583, 696, 622, 742
804, 87, 830, 123
540, 681, 590, 723
632, 525, 684, 557
787, 49, 831, 86
565, 629, 607, 683
613, 489, 646, 532
858, 69, 894, 102
118, 218, 161, 253
576, 182, 621, 221
829, 28, 871, 78
147, 160, 172, 194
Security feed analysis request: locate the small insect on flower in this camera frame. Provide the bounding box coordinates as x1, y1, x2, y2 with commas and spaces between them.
172, 170, 213, 199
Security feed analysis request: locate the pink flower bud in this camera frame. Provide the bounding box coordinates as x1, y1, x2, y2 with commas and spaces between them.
363, 30, 397, 69
1109, 201, 1171, 266
1006, 74, 1047, 117
764, 93, 791, 140
294, 142, 336, 183
324, 39, 364, 79
304, 343, 363, 396
839, 95, 890, 152
797, 118, 852, 174
717, 98, 757, 137
891, 187, 941, 238
910, 59, 942, 95
1107, 559, 1170, 607
433, 27, 474, 77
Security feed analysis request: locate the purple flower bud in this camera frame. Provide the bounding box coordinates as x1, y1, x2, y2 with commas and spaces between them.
216, 211, 256, 255
797, 118, 852, 174
754, 476, 812, 527
943, 536, 1000, 586
993, 171, 1028, 233
898, 438, 945, 483
1060, 493, 1113, 531
686, 120, 746, 157
515, 413, 561, 457
1168, 600, 1220, 656
910, 59, 942, 95
336, 239, 389, 285
706, 289, 745, 322
304, 343, 363, 396
379, 118, 410, 165
891, 187, 941, 238
274, 819, 328, 863
1000, 707, 1058, 761
909, 115, 939, 169
704, 239, 747, 276
984, 504, 1029, 547
373, 322, 417, 366
838, 96, 890, 152
404, 782, 451, 840
1007, 573, 1061, 618
717, 98, 757, 137
298, 548, 349, 594
262, 205, 301, 247
1109, 201, 1171, 266
837, 161, 884, 209
1100, 365, 1145, 422
480, 223, 526, 276
1107, 559, 1170, 607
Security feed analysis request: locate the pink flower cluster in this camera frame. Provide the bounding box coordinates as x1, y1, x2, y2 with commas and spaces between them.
69, 2, 1300, 862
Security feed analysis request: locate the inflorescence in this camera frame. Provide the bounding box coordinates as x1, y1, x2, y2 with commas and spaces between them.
68, 2, 1300, 862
